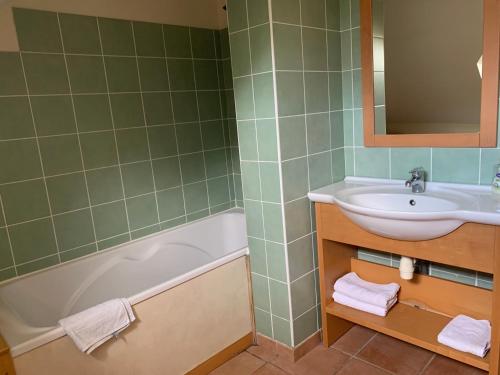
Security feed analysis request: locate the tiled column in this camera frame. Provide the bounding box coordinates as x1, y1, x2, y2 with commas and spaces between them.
228, 0, 345, 347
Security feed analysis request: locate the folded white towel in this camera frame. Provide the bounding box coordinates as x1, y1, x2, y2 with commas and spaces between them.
59, 298, 136, 354
334, 272, 400, 308
438, 315, 491, 358
333, 291, 397, 317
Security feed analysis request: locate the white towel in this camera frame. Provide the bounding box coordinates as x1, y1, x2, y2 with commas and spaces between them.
333, 291, 397, 317
59, 298, 136, 354
438, 315, 491, 358
334, 272, 400, 308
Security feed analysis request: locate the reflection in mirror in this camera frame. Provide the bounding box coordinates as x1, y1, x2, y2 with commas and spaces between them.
373, 0, 484, 135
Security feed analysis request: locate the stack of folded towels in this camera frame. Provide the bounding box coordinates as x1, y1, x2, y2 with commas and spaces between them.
438, 314, 491, 358
333, 272, 400, 317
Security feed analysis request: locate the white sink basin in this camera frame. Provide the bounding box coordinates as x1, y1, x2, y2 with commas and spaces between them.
308, 177, 500, 241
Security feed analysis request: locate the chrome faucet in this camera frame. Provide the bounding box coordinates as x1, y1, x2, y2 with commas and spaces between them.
405, 167, 425, 193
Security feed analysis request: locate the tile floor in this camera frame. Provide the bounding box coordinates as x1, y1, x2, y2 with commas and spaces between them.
210, 326, 487, 375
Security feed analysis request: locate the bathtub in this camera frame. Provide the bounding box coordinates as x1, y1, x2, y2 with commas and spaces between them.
0, 208, 252, 374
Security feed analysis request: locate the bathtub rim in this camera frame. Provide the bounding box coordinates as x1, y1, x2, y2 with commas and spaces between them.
0, 207, 244, 288
2, 208, 249, 357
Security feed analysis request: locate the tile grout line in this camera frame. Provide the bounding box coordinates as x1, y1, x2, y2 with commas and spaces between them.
96, 17, 133, 242
56, 12, 99, 256
188, 27, 213, 216
17, 51, 62, 265
267, 0, 295, 345
131, 22, 162, 227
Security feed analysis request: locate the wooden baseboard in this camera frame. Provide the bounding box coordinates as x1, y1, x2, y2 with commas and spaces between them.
187, 332, 253, 374
255, 330, 321, 363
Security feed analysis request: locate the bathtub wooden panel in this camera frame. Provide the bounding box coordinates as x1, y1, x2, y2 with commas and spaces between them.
13, 257, 252, 375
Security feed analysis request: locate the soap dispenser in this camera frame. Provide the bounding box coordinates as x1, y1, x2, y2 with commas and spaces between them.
492, 164, 500, 194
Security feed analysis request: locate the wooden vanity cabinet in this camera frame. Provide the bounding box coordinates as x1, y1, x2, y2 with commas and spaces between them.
315, 203, 500, 374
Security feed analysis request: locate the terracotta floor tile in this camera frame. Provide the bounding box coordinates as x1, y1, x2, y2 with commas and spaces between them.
336, 358, 392, 375
247, 344, 279, 363
421, 355, 487, 375
357, 334, 434, 375
252, 363, 289, 375
272, 345, 350, 375
331, 326, 377, 355
210, 351, 265, 375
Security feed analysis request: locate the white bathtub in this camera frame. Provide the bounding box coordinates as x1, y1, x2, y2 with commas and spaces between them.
0, 208, 248, 358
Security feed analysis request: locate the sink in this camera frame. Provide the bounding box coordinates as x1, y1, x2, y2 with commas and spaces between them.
307, 177, 500, 241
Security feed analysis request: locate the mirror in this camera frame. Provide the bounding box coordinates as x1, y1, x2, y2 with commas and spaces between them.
361, 0, 500, 147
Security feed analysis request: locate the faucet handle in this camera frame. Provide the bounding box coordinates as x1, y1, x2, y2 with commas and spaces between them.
409, 167, 424, 177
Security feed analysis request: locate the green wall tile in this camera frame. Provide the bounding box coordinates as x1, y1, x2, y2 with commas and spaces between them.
260, 163, 281, 203
282, 157, 308, 202
176, 122, 202, 154
276, 72, 304, 117
251, 273, 270, 311
302, 0, 326, 27
110, 93, 145, 128
256, 119, 278, 161
190, 28, 216, 59
262, 202, 284, 243
121, 161, 154, 197
152, 157, 181, 190
248, 0, 269, 26
13, 8, 62, 53
273, 24, 302, 71
53, 209, 95, 251
92, 201, 129, 240
291, 272, 316, 318
227, 0, 248, 33
269, 279, 289, 319
148, 126, 177, 158
116, 128, 150, 163
98, 18, 135, 56
302, 28, 327, 71
104, 56, 140, 92
202, 121, 225, 150
138, 57, 169, 91
0, 179, 49, 225
0, 229, 14, 269
253, 73, 275, 118
293, 307, 318, 344
329, 72, 343, 110
180, 153, 206, 184
131, 225, 160, 240
60, 244, 97, 262
163, 25, 191, 58
391, 149, 431, 181
126, 193, 158, 230
238, 120, 258, 160
272, 0, 300, 24
241, 161, 262, 200
39, 135, 82, 175
98, 233, 129, 250
279, 115, 307, 160
73, 94, 113, 132
157, 187, 185, 221
133, 21, 165, 57
309, 152, 333, 190
254, 308, 273, 338
233, 76, 255, 120
480, 149, 500, 185
249, 24, 272, 74
284, 198, 311, 242
31, 95, 76, 136
22, 53, 69, 95
0, 139, 42, 184
205, 149, 228, 178
194, 60, 219, 90
66, 55, 107, 93
229, 31, 251, 77
307, 113, 330, 154
0, 53, 27, 95
245, 199, 265, 238
9, 218, 56, 263
46, 173, 89, 214
432, 149, 480, 184
171, 91, 199, 122
59, 13, 101, 54
304, 72, 329, 113
272, 317, 292, 346
354, 147, 390, 178
288, 234, 314, 281
266, 241, 287, 282
326, 0, 341, 30
208, 176, 230, 206
86, 166, 124, 205
249, 237, 267, 275
328, 31, 342, 71
0, 97, 35, 140
339, 0, 351, 30
183, 182, 209, 213
142, 92, 173, 125
197, 91, 221, 121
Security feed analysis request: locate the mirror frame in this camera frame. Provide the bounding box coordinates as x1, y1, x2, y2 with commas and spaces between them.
361, 0, 500, 147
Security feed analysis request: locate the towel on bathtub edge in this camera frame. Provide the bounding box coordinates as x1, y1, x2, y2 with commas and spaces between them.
58, 298, 136, 354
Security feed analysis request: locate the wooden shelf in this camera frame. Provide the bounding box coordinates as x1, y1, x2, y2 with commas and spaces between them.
326, 301, 490, 371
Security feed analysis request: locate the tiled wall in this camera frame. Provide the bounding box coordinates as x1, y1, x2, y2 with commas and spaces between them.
0, 8, 240, 281
339, 0, 496, 287
228, 0, 344, 347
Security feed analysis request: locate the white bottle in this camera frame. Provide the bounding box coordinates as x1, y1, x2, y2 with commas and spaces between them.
492, 164, 500, 194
